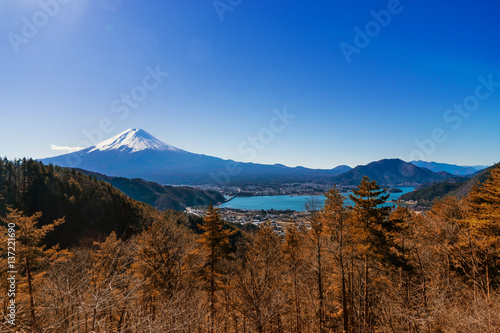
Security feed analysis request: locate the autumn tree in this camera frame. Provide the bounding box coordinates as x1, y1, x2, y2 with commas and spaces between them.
466, 166, 500, 297
304, 196, 332, 332
375, 204, 425, 332
349, 177, 393, 331
229, 223, 286, 333
0, 208, 64, 332
34, 233, 137, 332
134, 213, 203, 331
283, 222, 307, 332
320, 187, 350, 332
197, 203, 235, 333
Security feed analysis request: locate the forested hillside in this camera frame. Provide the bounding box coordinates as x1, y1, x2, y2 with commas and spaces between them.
401, 164, 498, 205
76, 169, 226, 211
0, 158, 165, 246
331, 159, 453, 186
1, 159, 499, 332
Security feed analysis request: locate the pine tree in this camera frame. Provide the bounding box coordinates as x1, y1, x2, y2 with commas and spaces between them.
349, 177, 390, 332
197, 204, 235, 333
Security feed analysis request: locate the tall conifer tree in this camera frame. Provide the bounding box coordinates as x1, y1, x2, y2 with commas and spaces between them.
197, 204, 235, 333
349, 177, 390, 331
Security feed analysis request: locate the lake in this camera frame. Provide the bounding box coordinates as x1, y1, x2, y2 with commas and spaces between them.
219, 187, 415, 211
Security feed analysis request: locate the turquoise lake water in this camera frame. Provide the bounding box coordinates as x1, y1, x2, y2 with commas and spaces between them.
219, 187, 415, 211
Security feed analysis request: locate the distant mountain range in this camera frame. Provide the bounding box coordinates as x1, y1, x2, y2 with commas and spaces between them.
41, 129, 490, 188
331, 159, 454, 186
410, 161, 489, 176
41, 129, 351, 185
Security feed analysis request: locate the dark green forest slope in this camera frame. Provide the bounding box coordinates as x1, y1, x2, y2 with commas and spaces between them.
400, 164, 498, 205
75, 169, 226, 211
0, 158, 166, 246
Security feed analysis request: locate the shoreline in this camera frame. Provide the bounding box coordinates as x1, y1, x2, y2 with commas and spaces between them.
219, 187, 415, 211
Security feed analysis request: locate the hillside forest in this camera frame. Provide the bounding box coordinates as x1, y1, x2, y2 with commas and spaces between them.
0, 159, 499, 332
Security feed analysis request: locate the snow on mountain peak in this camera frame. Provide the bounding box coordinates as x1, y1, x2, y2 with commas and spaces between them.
89, 129, 183, 153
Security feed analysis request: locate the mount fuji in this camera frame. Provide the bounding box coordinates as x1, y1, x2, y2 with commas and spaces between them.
41, 129, 351, 185
88, 128, 182, 154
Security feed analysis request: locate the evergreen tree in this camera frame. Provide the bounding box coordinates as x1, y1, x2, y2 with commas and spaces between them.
348, 177, 391, 332
197, 203, 235, 333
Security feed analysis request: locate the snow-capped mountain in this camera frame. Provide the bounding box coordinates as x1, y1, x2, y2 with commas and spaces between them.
41, 129, 350, 185
88, 129, 183, 153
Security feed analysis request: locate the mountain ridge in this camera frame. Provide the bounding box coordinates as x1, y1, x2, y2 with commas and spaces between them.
331, 159, 454, 186
410, 160, 489, 176
42, 130, 474, 187
41, 129, 352, 185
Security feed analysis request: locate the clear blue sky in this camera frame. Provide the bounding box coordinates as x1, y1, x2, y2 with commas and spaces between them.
1, 0, 499, 168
